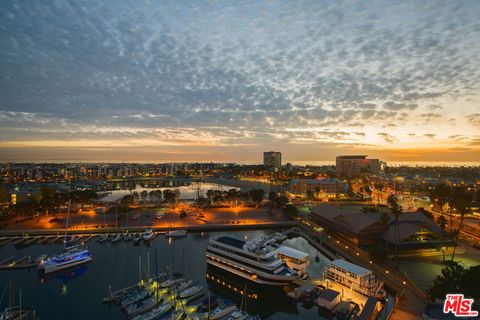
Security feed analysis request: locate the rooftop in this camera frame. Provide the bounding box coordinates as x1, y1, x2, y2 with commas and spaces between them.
317, 289, 340, 302
215, 236, 245, 249
331, 259, 371, 277
277, 246, 309, 260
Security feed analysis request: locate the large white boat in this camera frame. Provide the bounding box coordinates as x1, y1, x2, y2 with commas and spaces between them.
38, 247, 93, 274
206, 236, 298, 285
323, 259, 386, 299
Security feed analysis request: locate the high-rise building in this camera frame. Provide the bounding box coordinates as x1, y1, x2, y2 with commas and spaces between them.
336, 155, 384, 177
263, 151, 282, 168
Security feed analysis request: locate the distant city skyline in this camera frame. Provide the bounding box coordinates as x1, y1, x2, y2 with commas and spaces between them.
1, 1, 479, 163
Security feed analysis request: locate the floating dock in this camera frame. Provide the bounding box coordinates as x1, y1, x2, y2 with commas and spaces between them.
0, 256, 37, 270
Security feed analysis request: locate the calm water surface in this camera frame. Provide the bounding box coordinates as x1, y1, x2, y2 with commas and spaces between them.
0, 230, 331, 320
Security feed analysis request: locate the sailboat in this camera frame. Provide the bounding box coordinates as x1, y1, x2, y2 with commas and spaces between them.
0, 280, 37, 320
38, 200, 93, 274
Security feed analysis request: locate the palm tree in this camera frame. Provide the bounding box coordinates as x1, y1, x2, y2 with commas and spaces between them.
429, 183, 451, 233
451, 198, 471, 262
314, 186, 321, 200
387, 194, 402, 256
375, 182, 384, 206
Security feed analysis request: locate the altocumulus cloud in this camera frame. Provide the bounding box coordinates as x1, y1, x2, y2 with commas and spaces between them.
0, 0, 479, 158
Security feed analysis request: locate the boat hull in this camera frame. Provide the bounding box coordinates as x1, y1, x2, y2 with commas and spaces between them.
206, 256, 295, 286
39, 257, 93, 274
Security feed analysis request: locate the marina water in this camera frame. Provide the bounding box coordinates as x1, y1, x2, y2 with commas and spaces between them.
0, 230, 332, 319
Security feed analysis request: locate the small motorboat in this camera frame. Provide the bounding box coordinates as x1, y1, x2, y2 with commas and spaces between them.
143, 228, 154, 241
121, 290, 149, 308
175, 280, 195, 292
97, 235, 109, 243
111, 233, 122, 243
166, 230, 187, 238
179, 285, 203, 299
124, 296, 157, 316
160, 278, 183, 288
225, 310, 249, 320
209, 302, 237, 320
133, 233, 142, 245
132, 301, 172, 320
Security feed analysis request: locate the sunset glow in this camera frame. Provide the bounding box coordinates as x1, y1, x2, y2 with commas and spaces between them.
1, 1, 479, 163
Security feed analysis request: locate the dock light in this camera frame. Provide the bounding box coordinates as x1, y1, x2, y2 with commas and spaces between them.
386, 270, 389, 274
403, 281, 406, 285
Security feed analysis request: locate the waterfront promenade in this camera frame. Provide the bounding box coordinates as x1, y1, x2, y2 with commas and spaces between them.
291, 220, 427, 320
0, 206, 295, 236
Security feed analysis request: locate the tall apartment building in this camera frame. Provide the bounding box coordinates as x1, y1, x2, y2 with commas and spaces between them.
263, 151, 282, 169
336, 155, 383, 177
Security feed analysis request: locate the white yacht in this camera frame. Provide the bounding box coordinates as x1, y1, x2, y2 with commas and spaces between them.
143, 228, 154, 241
206, 236, 298, 285
323, 259, 386, 299
38, 247, 92, 274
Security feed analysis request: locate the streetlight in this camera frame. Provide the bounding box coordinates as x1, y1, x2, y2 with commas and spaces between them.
383, 298, 389, 319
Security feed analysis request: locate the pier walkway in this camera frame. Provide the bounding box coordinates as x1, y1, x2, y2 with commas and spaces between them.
292, 219, 427, 318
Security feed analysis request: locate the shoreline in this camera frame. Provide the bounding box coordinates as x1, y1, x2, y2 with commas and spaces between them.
0, 220, 297, 237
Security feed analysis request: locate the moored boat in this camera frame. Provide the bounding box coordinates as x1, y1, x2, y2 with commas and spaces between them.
166, 230, 187, 238
225, 310, 249, 320
121, 290, 149, 308
143, 228, 154, 241
179, 285, 203, 299
160, 278, 183, 288
132, 301, 172, 320
133, 233, 142, 245
209, 302, 237, 320
97, 234, 109, 243
206, 236, 298, 285
175, 280, 195, 292
124, 296, 158, 316
38, 247, 92, 274
110, 233, 122, 243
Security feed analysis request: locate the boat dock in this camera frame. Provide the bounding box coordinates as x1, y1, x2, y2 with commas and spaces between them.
0, 256, 15, 265
0, 256, 37, 270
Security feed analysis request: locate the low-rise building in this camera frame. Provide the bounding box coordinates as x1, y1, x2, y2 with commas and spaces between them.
277, 246, 309, 276
317, 289, 341, 310
324, 259, 386, 299
336, 155, 385, 177
309, 203, 453, 250
289, 178, 346, 199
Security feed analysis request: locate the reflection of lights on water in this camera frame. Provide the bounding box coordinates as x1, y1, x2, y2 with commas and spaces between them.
168, 237, 172, 245
61, 284, 68, 295
206, 273, 257, 299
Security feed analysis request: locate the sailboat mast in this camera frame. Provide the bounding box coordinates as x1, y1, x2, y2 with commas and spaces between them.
138, 256, 141, 284
147, 252, 150, 282
64, 199, 71, 249
19, 288, 22, 319
155, 249, 159, 301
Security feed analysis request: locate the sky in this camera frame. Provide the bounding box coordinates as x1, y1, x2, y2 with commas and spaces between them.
1, 0, 479, 164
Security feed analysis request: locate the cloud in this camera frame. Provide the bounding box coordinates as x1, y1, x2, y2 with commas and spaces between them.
0, 0, 479, 161
383, 101, 418, 111
466, 114, 480, 127
377, 132, 396, 143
